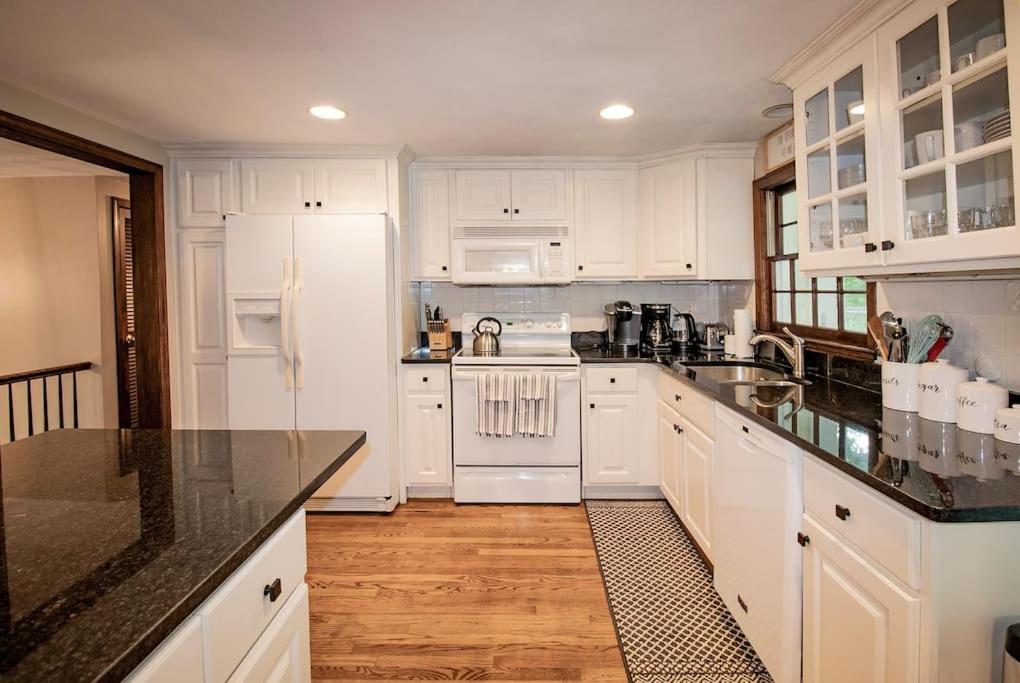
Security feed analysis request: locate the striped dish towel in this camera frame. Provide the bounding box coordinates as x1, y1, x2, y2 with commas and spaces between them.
516, 372, 556, 438
476, 371, 515, 437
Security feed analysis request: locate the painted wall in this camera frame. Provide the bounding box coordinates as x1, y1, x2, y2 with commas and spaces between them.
0, 175, 129, 440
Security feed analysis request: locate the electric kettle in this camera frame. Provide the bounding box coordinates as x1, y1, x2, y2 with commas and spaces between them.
472, 316, 502, 356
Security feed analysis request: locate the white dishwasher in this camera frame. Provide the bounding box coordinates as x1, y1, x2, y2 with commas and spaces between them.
713, 404, 803, 683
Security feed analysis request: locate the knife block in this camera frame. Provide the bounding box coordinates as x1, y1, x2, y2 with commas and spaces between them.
427, 321, 453, 350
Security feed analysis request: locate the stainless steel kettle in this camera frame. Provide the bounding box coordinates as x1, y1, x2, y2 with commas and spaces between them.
472, 316, 502, 356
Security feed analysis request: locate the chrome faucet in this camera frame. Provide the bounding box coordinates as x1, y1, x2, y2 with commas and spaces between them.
748, 326, 806, 379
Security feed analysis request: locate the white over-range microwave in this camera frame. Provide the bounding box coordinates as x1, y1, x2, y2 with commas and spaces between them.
450, 226, 574, 285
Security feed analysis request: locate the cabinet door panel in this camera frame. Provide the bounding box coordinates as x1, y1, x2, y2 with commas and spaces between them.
240, 159, 314, 214
177, 159, 233, 227
802, 515, 920, 683
411, 169, 451, 279
405, 394, 451, 485
639, 161, 697, 278
454, 170, 512, 222
657, 400, 682, 512
313, 158, 387, 214
574, 169, 638, 278
681, 419, 713, 559
585, 394, 638, 484
127, 616, 204, 682
511, 169, 567, 221
227, 583, 311, 683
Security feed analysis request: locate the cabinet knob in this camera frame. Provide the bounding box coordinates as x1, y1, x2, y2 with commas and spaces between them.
578, 265, 584, 271
610, 377, 616, 384
590, 403, 595, 409
835, 504, 851, 520
686, 263, 692, 269
264, 577, 282, 602
864, 242, 877, 253
881, 240, 895, 251
304, 201, 311, 208
674, 394, 681, 402
514, 208, 520, 214
442, 265, 448, 271
437, 403, 443, 409
316, 201, 322, 208
422, 376, 428, 382
221, 214, 227, 221
503, 208, 509, 214
797, 532, 810, 547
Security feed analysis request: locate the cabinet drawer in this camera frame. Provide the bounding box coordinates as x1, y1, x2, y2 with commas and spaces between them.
406, 367, 449, 392
657, 371, 714, 438
586, 367, 637, 393
228, 583, 311, 682
803, 457, 921, 589
200, 510, 307, 683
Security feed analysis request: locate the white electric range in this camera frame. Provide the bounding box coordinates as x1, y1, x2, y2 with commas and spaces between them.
451, 313, 581, 503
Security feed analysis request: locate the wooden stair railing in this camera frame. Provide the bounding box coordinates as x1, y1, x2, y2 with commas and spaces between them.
0, 362, 93, 443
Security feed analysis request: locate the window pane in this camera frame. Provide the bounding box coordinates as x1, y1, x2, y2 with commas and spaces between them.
843, 293, 868, 333
817, 277, 837, 291
781, 224, 799, 255
843, 275, 867, 291
796, 292, 814, 326
773, 260, 791, 290
818, 293, 839, 329
775, 293, 792, 324
781, 190, 797, 224
794, 260, 811, 291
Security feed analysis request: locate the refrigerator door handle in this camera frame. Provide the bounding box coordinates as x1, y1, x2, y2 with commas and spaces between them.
281, 257, 293, 390
292, 256, 304, 389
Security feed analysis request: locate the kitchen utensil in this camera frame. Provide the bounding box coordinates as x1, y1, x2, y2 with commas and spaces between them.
955, 377, 1008, 434
955, 52, 975, 72
604, 301, 641, 351
672, 311, 697, 346
907, 314, 943, 364
976, 33, 1006, 60
869, 316, 889, 360
701, 322, 729, 351
915, 130, 944, 164
882, 360, 921, 411
882, 406, 920, 460
471, 316, 502, 356
890, 329, 907, 362
995, 405, 1020, 445
425, 303, 432, 323
640, 304, 674, 351
918, 359, 969, 423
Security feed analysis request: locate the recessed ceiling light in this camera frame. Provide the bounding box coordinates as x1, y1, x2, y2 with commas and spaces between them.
600, 104, 635, 120
309, 105, 347, 120
762, 103, 794, 119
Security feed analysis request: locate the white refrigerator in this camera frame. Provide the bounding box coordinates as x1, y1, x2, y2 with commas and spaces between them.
225, 214, 398, 511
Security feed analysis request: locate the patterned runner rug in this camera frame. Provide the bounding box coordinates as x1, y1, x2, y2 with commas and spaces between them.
585, 500, 773, 683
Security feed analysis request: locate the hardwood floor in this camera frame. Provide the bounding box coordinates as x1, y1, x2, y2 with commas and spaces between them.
306, 501, 627, 682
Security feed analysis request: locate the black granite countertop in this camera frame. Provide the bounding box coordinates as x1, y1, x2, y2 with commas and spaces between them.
0, 428, 364, 682
401, 346, 458, 363
577, 346, 1020, 523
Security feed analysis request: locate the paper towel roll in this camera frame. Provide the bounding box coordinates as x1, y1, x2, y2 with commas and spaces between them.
733, 308, 754, 358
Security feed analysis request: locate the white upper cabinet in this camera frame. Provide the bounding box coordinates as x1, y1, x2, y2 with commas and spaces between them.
177, 159, 235, 227
639, 160, 697, 278
453, 170, 513, 221
313, 158, 387, 214
794, 36, 884, 272
573, 169, 639, 279
452, 169, 567, 223
876, 0, 1020, 267
240, 159, 315, 214
510, 169, 568, 221
411, 169, 451, 279
696, 156, 757, 279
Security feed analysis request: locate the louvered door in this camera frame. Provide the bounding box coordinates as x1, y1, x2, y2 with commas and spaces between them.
112, 197, 140, 428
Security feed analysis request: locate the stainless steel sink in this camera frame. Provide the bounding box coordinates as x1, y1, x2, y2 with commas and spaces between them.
673, 362, 810, 387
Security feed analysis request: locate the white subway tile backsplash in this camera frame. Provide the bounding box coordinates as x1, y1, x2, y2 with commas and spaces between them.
971, 315, 1004, 353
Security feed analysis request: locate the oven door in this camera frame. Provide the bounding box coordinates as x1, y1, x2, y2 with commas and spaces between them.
450, 239, 542, 285
451, 365, 581, 466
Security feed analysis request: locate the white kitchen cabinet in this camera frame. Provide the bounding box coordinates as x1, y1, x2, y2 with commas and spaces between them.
411, 169, 451, 279
639, 160, 697, 278
453, 169, 513, 221
573, 169, 638, 279
404, 394, 451, 486
680, 417, 713, 559
240, 159, 315, 214
510, 169, 568, 221
584, 394, 639, 484
695, 156, 757, 279
177, 159, 235, 227
657, 399, 683, 513
228, 584, 311, 683
801, 514, 920, 683
313, 158, 387, 214
127, 616, 204, 682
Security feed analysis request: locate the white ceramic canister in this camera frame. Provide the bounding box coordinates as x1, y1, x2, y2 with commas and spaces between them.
955, 377, 1008, 434
918, 359, 969, 423
881, 360, 921, 412
881, 406, 919, 461
995, 405, 1020, 445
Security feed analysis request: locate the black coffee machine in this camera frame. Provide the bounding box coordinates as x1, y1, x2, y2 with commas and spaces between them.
640, 304, 673, 351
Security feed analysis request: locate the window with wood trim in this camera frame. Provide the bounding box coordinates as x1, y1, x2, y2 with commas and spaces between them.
754, 163, 875, 359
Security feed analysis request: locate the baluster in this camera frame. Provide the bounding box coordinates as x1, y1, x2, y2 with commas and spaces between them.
42, 377, 49, 432
26, 379, 33, 437
72, 372, 79, 429
58, 374, 65, 428
7, 384, 13, 442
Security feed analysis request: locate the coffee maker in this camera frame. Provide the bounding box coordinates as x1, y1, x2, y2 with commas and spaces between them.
640, 303, 674, 352
604, 301, 641, 352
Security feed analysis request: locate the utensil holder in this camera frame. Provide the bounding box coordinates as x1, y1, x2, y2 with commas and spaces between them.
881, 360, 920, 412
427, 321, 453, 350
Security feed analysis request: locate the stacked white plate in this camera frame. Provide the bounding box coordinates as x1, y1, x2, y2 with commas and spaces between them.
983, 110, 1011, 143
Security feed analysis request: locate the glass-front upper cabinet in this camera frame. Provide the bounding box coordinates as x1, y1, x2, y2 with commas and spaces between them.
878, 0, 1019, 266
794, 36, 883, 272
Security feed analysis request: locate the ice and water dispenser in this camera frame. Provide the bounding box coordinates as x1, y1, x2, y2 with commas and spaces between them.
230, 296, 284, 351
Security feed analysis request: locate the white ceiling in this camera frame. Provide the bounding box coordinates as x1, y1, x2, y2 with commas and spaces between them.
0, 0, 857, 156
0, 138, 125, 178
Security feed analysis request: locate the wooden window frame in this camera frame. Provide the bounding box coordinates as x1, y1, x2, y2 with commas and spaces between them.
753, 162, 876, 362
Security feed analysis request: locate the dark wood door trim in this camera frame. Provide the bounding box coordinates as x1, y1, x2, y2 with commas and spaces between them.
0, 109, 171, 428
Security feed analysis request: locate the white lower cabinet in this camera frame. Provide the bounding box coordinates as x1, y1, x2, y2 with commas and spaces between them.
229, 584, 311, 683
679, 417, 712, 558
403, 366, 452, 490
801, 514, 920, 683
127, 615, 205, 682
657, 399, 683, 512
584, 393, 639, 484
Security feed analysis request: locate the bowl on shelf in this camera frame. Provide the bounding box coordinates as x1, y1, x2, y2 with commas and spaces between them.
837, 163, 866, 188
845, 99, 865, 125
